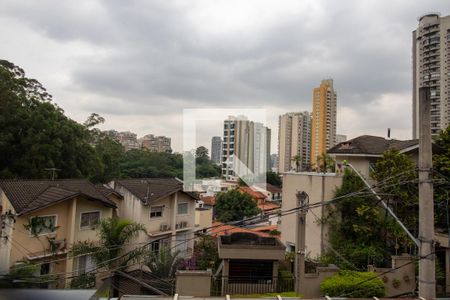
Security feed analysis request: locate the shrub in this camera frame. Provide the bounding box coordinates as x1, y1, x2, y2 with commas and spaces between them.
320, 271, 385, 298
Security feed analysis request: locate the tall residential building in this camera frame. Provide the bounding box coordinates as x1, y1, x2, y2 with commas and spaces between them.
221, 116, 271, 181
141, 134, 172, 153
211, 136, 222, 164
412, 13, 450, 138
311, 79, 337, 167
278, 112, 312, 173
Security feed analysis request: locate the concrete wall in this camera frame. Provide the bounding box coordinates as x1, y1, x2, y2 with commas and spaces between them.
368, 255, 416, 297
195, 208, 212, 230
280, 172, 343, 258
300, 266, 340, 298
176, 270, 212, 296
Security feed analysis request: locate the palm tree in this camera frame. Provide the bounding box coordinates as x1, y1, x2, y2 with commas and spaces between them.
317, 153, 335, 173
291, 154, 302, 172
71, 218, 147, 271
144, 246, 183, 280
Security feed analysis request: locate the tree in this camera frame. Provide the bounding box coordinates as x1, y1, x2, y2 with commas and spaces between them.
317, 153, 335, 173
0, 60, 102, 179
291, 154, 301, 172
145, 246, 183, 279
433, 126, 450, 230
266, 171, 282, 187
215, 189, 261, 222
195, 146, 209, 161
71, 218, 147, 270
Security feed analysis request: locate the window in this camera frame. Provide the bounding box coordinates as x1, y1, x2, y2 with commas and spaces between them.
80, 211, 100, 229
77, 255, 96, 275
177, 203, 188, 215
150, 238, 170, 253
150, 206, 163, 218
30, 215, 57, 235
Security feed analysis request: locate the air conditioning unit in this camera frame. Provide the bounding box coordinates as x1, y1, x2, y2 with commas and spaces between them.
160, 224, 170, 231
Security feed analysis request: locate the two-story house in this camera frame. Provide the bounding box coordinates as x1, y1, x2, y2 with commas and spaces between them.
0, 179, 117, 288
109, 178, 197, 257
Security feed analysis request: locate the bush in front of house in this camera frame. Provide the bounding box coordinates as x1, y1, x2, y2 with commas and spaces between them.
320, 271, 385, 298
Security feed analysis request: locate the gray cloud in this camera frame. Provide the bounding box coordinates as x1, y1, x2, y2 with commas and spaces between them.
1, 0, 449, 151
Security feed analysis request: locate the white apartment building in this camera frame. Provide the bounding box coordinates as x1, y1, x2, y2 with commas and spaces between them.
278, 111, 312, 172
412, 13, 450, 137
221, 116, 271, 181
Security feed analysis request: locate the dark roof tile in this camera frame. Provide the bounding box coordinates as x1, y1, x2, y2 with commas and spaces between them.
0, 179, 117, 215
328, 135, 418, 155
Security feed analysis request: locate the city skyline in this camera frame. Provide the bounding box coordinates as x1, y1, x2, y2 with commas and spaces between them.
1, 1, 449, 153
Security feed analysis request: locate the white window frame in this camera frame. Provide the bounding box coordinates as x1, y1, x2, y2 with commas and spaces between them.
177, 202, 189, 215
29, 214, 58, 236
150, 205, 164, 219
79, 210, 101, 230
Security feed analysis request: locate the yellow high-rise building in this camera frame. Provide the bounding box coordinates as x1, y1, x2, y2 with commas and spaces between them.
311, 79, 337, 168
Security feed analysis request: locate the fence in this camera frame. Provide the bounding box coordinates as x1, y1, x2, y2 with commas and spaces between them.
212, 277, 294, 296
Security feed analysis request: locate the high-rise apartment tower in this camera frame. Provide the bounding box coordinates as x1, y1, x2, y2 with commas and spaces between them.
278, 112, 312, 172
221, 116, 271, 181
412, 13, 450, 138
211, 136, 222, 164
311, 79, 337, 167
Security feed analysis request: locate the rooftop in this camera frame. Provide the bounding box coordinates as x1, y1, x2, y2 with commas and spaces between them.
114, 178, 199, 204
328, 135, 418, 156
0, 179, 116, 215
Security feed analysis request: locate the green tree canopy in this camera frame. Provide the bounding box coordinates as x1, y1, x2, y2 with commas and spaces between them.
215, 189, 261, 222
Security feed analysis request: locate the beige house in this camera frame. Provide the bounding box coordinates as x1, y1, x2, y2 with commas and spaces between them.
109, 178, 197, 257
327, 135, 421, 181
280, 172, 343, 258
0, 179, 117, 288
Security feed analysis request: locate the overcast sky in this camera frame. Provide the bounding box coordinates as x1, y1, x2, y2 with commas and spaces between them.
1, 1, 449, 153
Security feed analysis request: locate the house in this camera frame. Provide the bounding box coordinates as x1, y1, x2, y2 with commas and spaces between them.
217, 232, 286, 295
0, 179, 117, 288
109, 178, 197, 257
328, 135, 422, 180
210, 222, 273, 238
239, 187, 266, 204
252, 183, 282, 202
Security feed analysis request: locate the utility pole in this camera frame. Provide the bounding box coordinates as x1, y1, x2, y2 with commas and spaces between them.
295, 191, 308, 295
418, 86, 435, 299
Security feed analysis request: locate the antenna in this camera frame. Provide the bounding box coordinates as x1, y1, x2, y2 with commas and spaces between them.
44, 168, 61, 180
387, 128, 391, 139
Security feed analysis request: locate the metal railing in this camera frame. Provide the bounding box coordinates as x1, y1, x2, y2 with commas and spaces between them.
212, 277, 294, 296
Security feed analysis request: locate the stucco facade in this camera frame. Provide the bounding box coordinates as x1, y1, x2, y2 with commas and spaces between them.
0, 191, 114, 288
280, 172, 343, 258
111, 182, 196, 256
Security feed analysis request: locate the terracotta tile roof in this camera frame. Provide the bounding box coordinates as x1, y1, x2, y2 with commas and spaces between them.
210, 222, 272, 238
240, 186, 267, 200
252, 225, 278, 232
114, 178, 199, 204
0, 179, 117, 215
255, 183, 282, 194
201, 195, 216, 206
328, 135, 418, 156
257, 201, 281, 212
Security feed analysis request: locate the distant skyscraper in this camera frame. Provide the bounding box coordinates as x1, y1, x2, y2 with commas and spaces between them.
221, 116, 271, 181
311, 79, 337, 167
211, 136, 222, 164
335, 134, 347, 145
278, 112, 312, 172
412, 13, 450, 138
116, 131, 141, 151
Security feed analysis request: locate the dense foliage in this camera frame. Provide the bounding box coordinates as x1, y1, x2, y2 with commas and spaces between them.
322, 150, 418, 269
0, 60, 103, 179
0, 60, 220, 182
215, 189, 261, 222
320, 271, 385, 298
